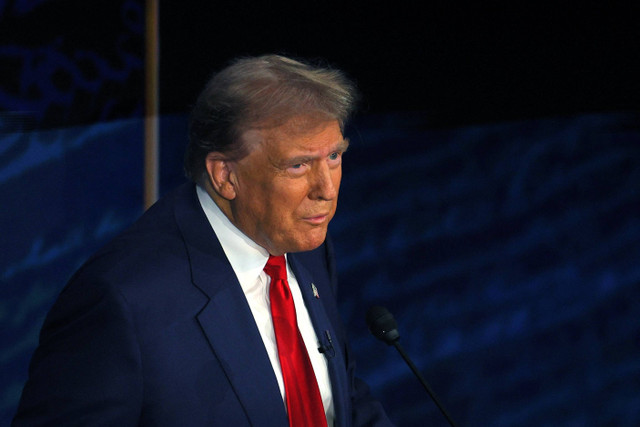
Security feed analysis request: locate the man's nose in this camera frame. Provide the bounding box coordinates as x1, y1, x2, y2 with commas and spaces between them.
309, 162, 338, 201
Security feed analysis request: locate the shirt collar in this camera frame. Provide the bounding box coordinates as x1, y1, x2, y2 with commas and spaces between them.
196, 185, 270, 284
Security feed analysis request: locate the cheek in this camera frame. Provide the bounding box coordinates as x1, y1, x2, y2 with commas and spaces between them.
280, 183, 312, 210
333, 165, 342, 184
331, 173, 342, 205
233, 185, 273, 229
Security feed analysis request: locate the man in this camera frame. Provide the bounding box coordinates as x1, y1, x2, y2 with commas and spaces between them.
13, 54, 394, 426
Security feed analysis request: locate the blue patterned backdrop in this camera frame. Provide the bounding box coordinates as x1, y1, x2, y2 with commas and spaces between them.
333, 112, 640, 426
2, 1, 640, 426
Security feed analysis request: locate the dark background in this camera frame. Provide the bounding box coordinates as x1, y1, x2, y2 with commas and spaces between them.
2, 1, 639, 426
2, 1, 639, 128
158, 2, 640, 126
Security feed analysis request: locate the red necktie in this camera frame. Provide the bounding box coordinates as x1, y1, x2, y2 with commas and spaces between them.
264, 255, 327, 427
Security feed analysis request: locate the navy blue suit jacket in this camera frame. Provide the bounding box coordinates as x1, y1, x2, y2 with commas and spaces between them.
13, 183, 392, 426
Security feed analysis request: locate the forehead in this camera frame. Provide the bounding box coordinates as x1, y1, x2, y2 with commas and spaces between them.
245, 119, 344, 157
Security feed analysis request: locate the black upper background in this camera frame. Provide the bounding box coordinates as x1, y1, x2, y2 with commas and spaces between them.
159, 2, 640, 128
2, 2, 638, 129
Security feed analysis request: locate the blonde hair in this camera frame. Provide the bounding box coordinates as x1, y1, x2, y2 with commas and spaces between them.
185, 54, 358, 183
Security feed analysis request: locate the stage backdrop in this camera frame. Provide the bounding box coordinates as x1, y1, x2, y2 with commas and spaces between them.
3, 111, 639, 426
2, 1, 640, 426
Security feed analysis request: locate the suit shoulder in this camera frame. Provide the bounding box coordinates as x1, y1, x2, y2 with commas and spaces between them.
67, 183, 200, 298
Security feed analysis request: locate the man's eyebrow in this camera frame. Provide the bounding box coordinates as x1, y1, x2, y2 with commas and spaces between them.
284, 139, 350, 165
337, 138, 350, 152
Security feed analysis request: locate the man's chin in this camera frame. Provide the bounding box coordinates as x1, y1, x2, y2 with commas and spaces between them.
283, 231, 328, 254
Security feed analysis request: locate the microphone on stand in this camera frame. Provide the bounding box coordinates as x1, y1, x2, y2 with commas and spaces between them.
366, 306, 458, 427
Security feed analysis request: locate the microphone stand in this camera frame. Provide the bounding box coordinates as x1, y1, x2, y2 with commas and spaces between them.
393, 341, 458, 427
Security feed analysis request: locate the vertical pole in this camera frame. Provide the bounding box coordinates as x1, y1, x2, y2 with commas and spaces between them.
144, 0, 159, 209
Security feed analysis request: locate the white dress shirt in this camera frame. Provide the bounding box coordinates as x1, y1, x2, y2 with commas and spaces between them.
196, 185, 334, 425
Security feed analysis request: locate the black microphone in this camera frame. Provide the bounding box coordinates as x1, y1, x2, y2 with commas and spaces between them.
318, 330, 335, 358
366, 306, 458, 427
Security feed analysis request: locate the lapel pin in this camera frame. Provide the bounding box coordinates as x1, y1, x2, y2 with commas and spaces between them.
311, 283, 320, 299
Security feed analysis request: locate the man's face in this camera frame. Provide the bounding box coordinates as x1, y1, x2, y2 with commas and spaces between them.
227, 119, 347, 255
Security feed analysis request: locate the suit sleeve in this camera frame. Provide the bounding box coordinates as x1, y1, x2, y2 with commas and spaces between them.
323, 236, 396, 427
12, 274, 143, 426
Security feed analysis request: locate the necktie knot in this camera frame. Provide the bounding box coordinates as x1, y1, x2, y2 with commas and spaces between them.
264, 255, 287, 282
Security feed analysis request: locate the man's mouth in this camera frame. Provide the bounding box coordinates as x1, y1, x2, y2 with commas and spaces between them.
303, 213, 329, 225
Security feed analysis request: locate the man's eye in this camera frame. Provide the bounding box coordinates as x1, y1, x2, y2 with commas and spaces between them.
328, 152, 342, 166
287, 163, 308, 176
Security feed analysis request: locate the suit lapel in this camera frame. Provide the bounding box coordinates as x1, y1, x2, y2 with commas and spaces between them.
173, 184, 288, 426
196, 275, 287, 425
289, 254, 352, 427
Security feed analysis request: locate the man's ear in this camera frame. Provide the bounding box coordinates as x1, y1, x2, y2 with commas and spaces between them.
205, 153, 237, 200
